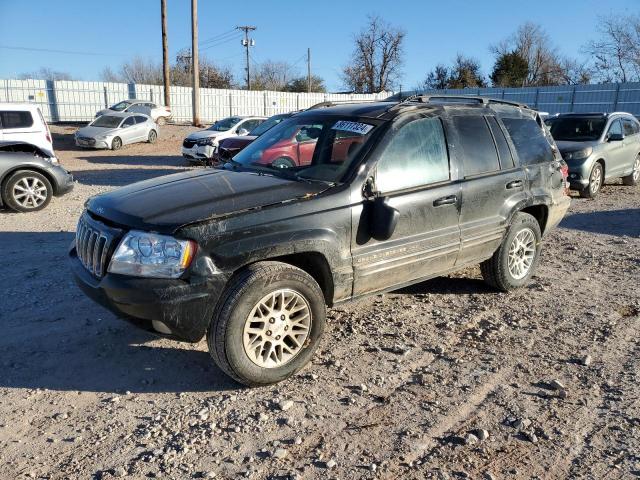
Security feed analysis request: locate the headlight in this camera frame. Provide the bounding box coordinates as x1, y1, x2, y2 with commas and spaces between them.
108, 231, 197, 278
197, 137, 216, 146
565, 147, 593, 160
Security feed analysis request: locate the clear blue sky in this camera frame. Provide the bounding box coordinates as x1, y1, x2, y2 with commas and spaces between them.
0, 0, 637, 91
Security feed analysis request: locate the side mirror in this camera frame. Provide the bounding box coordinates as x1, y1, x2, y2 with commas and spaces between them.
608, 132, 624, 142
370, 196, 399, 241
237, 128, 249, 136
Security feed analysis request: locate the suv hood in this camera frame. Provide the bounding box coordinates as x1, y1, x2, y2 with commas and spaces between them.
186, 130, 223, 141
555, 140, 599, 153
86, 169, 328, 234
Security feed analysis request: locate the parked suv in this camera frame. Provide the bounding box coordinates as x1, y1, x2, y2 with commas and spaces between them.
70, 96, 570, 386
546, 112, 640, 198
0, 103, 54, 153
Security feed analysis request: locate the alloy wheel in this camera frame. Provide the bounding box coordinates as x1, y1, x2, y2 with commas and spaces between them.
12, 176, 48, 209
242, 289, 311, 368
590, 166, 602, 194
633, 157, 640, 182
507, 228, 536, 280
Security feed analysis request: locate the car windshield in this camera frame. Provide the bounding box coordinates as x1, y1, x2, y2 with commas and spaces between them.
90, 116, 123, 128
229, 116, 379, 183
249, 114, 289, 136
208, 116, 242, 132
547, 116, 606, 141
110, 101, 132, 112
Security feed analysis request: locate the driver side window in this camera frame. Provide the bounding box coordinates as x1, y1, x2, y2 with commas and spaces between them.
376, 117, 450, 193
608, 120, 623, 137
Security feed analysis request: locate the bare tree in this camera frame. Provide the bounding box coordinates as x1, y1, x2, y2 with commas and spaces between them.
584, 15, 640, 82
19, 67, 72, 81
423, 64, 449, 90
251, 60, 296, 91
286, 75, 326, 93
342, 15, 405, 93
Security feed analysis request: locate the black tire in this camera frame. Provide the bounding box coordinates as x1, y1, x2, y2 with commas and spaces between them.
148, 130, 157, 144
271, 157, 295, 169
621, 154, 640, 186
207, 261, 326, 387
480, 212, 542, 292
2, 170, 53, 212
111, 136, 122, 150
579, 162, 603, 198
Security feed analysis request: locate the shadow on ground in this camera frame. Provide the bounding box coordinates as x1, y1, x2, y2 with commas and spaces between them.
394, 274, 495, 296
0, 232, 238, 394
560, 208, 640, 237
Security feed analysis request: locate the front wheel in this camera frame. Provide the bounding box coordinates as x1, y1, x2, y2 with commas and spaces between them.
579, 162, 603, 198
156, 117, 167, 126
480, 212, 542, 292
208, 261, 326, 386
622, 155, 640, 186
2, 170, 53, 212
148, 129, 157, 144
111, 136, 122, 150
271, 157, 295, 169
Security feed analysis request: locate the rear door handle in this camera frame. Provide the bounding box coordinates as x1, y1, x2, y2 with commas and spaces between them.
506, 180, 523, 189
433, 195, 457, 207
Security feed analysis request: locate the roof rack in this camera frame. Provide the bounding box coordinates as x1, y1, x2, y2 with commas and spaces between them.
385, 94, 530, 114
306, 99, 387, 110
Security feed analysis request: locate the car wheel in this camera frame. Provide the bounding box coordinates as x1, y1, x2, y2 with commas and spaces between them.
2, 170, 53, 212
622, 155, 640, 186
271, 157, 295, 169
579, 162, 603, 198
156, 117, 166, 126
148, 130, 157, 144
111, 136, 123, 150
480, 212, 542, 292
208, 261, 326, 387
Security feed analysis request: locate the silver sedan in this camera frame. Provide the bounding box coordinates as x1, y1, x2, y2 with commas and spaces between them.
75, 112, 158, 150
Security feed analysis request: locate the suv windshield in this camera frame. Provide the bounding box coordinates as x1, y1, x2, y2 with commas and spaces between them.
91, 116, 123, 128
249, 114, 289, 136
110, 101, 132, 112
230, 116, 379, 183
547, 116, 606, 141
208, 116, 242, 132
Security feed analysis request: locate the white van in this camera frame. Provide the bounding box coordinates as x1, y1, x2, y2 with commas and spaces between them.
0, 103, 54, 154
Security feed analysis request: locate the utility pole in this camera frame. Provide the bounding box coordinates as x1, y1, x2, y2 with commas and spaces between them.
191, 0, 200, 126
237, 26, 256, 90
307, 48, 311, 93
161, 0, 170, 108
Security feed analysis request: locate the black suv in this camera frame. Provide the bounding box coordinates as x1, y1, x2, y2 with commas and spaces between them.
70, 96, 570, 386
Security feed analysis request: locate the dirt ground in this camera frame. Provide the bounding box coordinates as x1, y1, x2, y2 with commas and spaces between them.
0, 125, 639, 480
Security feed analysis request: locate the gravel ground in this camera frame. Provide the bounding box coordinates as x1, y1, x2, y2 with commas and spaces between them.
0, 125, 639, 480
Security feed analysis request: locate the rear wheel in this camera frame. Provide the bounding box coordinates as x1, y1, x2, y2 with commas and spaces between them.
2, 170, 53, 212
271, 157, 295, 169
148, 130, 157, 144
622, 155, 640, 186
208, 261, 326, 386
111, 136, 122, 150
481, 212, 542, 292
579, 162, 603, 198
156, 117, 167, 126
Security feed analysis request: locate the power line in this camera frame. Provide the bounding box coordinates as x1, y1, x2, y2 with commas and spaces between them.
199, 28, 238, 46
0, 44, 125, 56
200, 32, 243, 51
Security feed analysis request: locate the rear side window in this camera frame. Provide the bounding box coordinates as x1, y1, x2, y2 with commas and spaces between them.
487, 116, 514, 168
452, 116, 500, 176
134, 115, 148, 124
0, 111, 34, 129
376, 117, 449, 192
501, 117, 554, 165
122, 117, 135, 127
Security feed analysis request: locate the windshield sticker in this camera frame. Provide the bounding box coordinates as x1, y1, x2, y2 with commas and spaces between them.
331, 120, 374, 135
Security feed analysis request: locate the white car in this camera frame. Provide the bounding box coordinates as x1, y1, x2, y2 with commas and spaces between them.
182, 116, 266, 162
0, 103, 54, 154
75, 113, 158, 150
96, 100, 172, 125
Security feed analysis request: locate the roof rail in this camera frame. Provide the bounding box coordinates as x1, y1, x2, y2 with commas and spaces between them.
385, 94, 530, 113
306, 99, 387, 110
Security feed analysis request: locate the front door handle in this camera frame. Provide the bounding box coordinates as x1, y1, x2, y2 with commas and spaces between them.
506, 180, 523, 189
433, 195, 457, 207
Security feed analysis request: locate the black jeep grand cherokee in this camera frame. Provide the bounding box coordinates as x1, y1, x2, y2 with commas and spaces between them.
70, 95, 570, 386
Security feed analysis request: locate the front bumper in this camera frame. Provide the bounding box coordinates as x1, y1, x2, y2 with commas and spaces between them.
75, 138, 110, 149
51, 165, 74, 195
69, 245, 225, 342
565, 158, 593, 190
182, 144, 216, 162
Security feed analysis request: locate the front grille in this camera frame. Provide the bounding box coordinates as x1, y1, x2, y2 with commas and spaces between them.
75, 213, 116, 278
78, 136, 96, 145
183, 139, 196, 148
